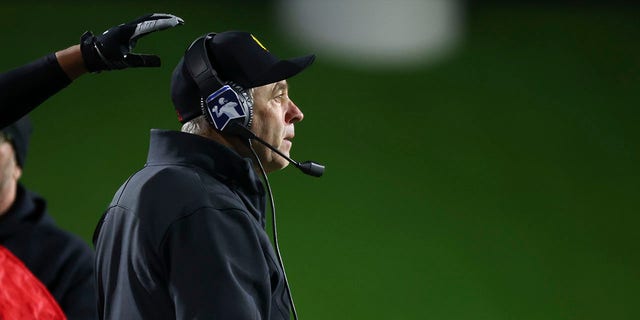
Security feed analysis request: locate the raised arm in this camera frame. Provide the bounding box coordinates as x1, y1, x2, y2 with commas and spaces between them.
0, 13, 183, 129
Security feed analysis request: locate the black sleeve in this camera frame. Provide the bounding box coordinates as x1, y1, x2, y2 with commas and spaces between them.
161, 208, 270, 319
0, 53, 72, 128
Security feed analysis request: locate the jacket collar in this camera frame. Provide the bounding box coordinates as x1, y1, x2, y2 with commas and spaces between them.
145, 130, 266, 222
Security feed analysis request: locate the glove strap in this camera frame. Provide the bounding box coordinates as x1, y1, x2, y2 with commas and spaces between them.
80, 31, 109, 72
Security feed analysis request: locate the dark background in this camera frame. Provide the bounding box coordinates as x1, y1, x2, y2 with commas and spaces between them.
2, 1, 638, 319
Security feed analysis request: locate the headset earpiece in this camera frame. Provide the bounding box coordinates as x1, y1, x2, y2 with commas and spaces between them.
200, 82, 253, 132
184, 33, 253, 134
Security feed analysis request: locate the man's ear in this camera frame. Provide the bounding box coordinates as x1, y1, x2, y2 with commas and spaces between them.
13, 166, 22, 181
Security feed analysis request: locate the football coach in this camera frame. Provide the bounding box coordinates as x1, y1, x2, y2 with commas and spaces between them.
94, 31, 322, 319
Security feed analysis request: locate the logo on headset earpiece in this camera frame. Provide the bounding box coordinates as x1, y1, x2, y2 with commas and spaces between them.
204, 83, 253, 132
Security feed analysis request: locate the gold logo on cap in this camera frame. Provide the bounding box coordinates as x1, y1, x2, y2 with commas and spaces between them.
251, 34, 269, 52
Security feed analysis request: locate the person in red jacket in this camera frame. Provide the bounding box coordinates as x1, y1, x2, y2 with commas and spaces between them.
0, 13, 183, 319
1, 117, 70, 319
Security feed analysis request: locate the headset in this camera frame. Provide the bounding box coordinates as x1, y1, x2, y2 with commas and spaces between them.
184, 33, 254, 135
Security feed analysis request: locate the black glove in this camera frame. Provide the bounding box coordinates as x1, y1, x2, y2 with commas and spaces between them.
80, 13, 184, 72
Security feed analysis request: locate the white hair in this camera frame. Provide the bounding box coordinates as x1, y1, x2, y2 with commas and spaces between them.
181, 115, 214, 136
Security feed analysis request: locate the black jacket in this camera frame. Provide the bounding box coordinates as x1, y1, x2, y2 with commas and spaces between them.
0, 184, 96, 319
94, 130, 292, 319
0, 53, 71, 129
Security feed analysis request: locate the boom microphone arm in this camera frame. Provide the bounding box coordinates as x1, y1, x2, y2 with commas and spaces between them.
229, 122, 325, 177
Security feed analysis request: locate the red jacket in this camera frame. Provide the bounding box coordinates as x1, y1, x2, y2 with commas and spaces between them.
0, 245, 65, 319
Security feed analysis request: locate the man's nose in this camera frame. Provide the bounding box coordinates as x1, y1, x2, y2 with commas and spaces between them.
286, 99, 304, 124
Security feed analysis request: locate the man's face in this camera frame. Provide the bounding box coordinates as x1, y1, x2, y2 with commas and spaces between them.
0, 135, 21, 200
249, 80, 304, 173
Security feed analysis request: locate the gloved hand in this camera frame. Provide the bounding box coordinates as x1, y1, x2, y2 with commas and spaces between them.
80, 13, 184, 72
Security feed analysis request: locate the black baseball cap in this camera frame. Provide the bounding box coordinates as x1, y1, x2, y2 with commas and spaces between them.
1, 116, 32, 168
171, 31, 316, 123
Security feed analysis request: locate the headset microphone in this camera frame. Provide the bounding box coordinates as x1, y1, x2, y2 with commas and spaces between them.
229, 123, 325, 177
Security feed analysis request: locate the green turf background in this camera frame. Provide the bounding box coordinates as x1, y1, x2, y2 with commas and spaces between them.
2, 2, 638, 319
